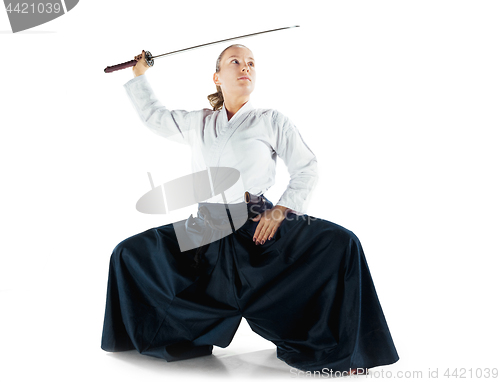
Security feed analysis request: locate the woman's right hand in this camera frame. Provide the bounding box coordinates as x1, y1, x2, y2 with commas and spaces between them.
133, 50, 150, 77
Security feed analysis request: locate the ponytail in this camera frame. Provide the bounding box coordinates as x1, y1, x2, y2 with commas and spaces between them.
207, 85, 224, 111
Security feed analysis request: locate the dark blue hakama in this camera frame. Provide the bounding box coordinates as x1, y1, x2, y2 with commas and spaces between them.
101, 197, 399, 372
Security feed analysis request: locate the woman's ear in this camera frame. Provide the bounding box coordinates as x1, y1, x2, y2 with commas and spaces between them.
213, 72, 221, 86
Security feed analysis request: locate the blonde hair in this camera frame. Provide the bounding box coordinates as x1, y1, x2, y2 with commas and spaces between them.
207, 44, 249, 111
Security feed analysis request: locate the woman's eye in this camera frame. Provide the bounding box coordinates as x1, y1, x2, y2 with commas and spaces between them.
232, 59, 239, 64
249, 62, 254, 66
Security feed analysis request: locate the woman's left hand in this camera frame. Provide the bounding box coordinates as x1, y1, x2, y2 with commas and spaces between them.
252, 205, 290, 245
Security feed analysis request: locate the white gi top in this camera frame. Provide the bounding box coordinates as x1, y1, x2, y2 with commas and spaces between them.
124, 75, 319, 215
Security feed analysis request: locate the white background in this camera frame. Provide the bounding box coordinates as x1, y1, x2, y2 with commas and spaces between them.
1, 0, 499, 381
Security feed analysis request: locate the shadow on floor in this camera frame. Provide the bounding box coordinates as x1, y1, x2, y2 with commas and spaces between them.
105, 348, 293, 378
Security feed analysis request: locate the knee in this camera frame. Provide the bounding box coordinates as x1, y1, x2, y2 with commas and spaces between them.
342, 226, 360, 245
110, 237, 132, 266
323, 220, 359, 247
110, 230, 150, 265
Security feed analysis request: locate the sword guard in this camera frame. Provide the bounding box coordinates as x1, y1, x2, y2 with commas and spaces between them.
144, 51, 154, 68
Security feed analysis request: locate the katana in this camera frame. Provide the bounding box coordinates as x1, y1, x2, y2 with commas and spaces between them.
104, 25, 299, 73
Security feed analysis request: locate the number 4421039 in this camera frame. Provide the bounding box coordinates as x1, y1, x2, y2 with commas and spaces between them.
5, 2, 62, 14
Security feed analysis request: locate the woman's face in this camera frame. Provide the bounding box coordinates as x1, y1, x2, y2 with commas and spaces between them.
213, 46, 256, 99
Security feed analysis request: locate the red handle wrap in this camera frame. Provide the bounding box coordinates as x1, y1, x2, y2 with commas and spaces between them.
104, 59, 137, 73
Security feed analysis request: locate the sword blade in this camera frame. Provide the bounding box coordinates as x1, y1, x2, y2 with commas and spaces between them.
151, 25, 299, 60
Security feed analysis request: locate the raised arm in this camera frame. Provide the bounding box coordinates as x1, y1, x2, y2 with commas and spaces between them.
123, 50, 203, 146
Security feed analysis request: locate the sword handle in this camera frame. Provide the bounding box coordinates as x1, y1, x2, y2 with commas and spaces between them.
104, 51, 154, 74
104, 59, 137, 73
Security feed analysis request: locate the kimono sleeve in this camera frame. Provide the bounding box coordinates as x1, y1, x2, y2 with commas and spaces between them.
123, 75, 205, 146
272, 111, 319, 215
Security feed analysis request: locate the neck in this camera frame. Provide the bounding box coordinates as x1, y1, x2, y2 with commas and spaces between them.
224, 96, 250, 121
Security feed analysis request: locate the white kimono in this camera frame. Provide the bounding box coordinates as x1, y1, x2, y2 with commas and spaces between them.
124, 75, 319, 215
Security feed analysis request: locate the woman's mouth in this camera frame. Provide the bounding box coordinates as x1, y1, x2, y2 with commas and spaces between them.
238, 76, 251, 81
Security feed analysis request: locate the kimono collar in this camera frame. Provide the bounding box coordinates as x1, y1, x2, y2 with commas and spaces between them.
220, 101, 254, 125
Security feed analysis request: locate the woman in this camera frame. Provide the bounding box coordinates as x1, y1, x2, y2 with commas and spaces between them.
101, 44, 399, 374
